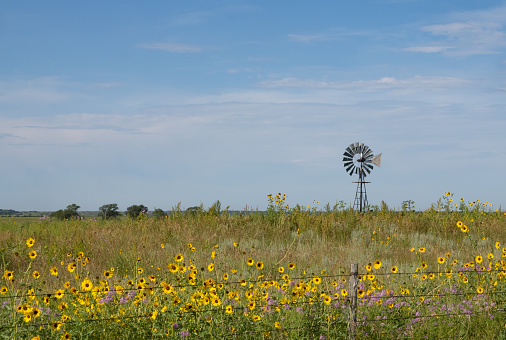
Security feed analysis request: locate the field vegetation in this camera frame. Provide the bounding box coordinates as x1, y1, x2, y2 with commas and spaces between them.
1, 192, 506, 339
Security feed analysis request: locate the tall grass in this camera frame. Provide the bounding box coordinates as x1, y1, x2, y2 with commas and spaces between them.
1, 194, 505, 339
1, 199, 504, 289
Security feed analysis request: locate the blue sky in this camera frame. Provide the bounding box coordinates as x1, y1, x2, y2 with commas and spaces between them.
1, 1, 505, 212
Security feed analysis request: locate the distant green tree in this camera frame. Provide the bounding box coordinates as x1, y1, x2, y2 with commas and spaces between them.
186, 205, 204, 216
152, 208, 166, 219
50, 204, 80, 220
401, 200, 415, 213
98, 203, 121, 220
126, 205, 148, 219
207, 200, 221, 217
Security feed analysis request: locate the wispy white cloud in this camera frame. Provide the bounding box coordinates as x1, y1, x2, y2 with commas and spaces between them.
1, 93, 504, 210
138, 42, 204, 53
288, 29, 369, 43
423, 21, 500, 37
0, 77, 70, 103
258, 75, 470, 90
0, 133, 20, 139
407, 5, 506, 56
403, 45, 454, 53
422, 21, 505, 55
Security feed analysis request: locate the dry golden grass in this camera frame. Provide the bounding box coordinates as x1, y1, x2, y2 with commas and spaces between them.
1, 207, 505, 290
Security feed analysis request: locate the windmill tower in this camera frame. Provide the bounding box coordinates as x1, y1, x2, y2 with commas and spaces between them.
342, 142, 381, 212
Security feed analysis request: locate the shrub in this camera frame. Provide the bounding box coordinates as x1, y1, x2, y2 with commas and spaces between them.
98, 203, 121, 220
50, 204, 80, 220
125, 205, 148, 219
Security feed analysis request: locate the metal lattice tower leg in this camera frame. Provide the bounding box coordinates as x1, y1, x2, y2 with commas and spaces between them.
353, 168, 369, 213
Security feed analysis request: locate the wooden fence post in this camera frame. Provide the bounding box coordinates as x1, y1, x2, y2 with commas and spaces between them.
348, 263, 358, 340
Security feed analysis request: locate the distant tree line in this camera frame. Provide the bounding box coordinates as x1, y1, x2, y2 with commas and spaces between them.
0, 209, 21, 216
47, 200, 227, 221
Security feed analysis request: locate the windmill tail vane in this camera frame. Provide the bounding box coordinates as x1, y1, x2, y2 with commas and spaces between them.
342, 142, 381, 212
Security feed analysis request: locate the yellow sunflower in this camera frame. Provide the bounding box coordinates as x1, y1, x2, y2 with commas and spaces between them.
81, 278, 93, 291
373, 260, 381, 270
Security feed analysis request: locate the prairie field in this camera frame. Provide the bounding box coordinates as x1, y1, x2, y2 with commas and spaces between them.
1, 193, 506, 339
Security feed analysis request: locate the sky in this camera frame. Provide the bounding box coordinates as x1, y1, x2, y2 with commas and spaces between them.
1, 0, 505, 212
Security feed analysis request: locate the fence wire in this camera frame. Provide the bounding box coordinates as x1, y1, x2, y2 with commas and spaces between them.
1, 265, 506, 337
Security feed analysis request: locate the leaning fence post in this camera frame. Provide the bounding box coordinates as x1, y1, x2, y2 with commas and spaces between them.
348, 263, 358, 340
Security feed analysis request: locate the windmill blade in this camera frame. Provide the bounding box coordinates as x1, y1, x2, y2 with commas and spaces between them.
349, 144, 357, 155
363, 163, 373, 171
364, 162, 373, 169
364, 158, 374, 165
363, 148, 373, 158
343, 151, 354, 158
343, 157, 353, 162
352, 142, 359, 154
343, 161, 353, 168
363, 166, 371, 174
371, 153, 382, 167
345, 164, 355, 173
346, 146, 354, 156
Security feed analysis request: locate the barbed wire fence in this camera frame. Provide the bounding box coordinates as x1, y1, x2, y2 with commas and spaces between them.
1, 264, 505, 339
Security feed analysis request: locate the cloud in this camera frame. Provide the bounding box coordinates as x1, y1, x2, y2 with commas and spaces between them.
288, 29, 369, 43
138, 43, 204, 53
258, 75, 470, 91
404, 45, 454, 53
422, 21, 500, 37
421, 21, 506, 55
0, 77, 69, 104
1, 96, 505, 211
0, 133, 20, 139
407, 5, 506, 56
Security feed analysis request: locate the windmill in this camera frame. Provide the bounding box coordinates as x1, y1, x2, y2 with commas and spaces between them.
343, 142, 381, 212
